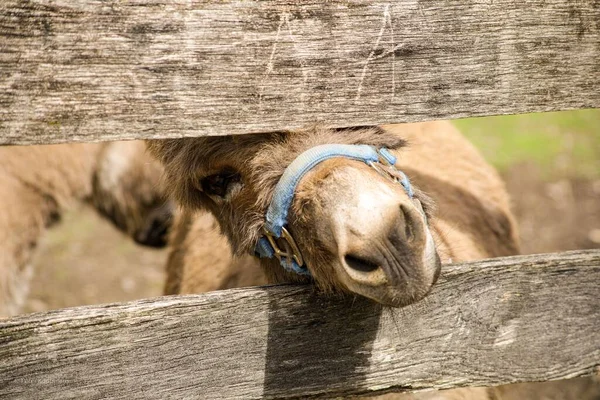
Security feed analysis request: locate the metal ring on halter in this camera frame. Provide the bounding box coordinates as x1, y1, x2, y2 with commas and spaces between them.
262, 226, 304, 267
368, 161, 400, 184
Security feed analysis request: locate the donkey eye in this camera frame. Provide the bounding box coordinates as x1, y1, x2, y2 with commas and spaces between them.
200, 170, 241, 198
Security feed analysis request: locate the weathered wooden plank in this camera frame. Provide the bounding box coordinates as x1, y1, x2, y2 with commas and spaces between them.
0, 250, 599, 399
1, 1, 599, 145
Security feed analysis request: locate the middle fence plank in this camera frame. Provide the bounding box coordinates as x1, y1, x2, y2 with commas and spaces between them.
1, 0, 599, 145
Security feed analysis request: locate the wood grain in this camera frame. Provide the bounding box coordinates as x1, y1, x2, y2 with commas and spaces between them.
1, 0, 599, 145
1, 250, 598, 399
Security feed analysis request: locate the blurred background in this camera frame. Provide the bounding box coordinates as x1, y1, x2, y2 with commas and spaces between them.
23, 109, 600, 314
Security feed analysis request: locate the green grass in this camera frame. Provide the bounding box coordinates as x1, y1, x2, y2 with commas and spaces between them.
453, 109, 600, 179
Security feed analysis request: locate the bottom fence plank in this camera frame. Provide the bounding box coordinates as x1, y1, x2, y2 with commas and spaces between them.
0, 250, 599, 399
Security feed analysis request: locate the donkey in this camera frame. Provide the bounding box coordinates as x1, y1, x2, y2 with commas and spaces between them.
149, 120, 519, 306
154, 121, 599, 400
0, 140, 172, 317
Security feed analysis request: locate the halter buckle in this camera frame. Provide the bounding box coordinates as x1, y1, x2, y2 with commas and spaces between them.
262, 226, 304, 267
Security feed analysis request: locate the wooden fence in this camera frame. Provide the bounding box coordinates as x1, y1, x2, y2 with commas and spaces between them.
1, 1, 599, 398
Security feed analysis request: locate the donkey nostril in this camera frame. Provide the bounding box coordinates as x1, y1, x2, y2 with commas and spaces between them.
344, 254, 380, 273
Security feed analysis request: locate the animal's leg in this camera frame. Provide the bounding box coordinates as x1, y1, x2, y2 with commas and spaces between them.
163, 211, 193, 295
0, 257, 33, 318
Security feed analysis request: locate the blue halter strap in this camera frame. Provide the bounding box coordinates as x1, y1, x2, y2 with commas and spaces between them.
254, 144, 414, 276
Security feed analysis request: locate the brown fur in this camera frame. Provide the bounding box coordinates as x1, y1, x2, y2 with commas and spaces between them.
0, 141, 171, 317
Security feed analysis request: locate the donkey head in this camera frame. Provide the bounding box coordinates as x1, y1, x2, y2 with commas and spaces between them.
148, 126, 440, 307
93, 141, 173, 248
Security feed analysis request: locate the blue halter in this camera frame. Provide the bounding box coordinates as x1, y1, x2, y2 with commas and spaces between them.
254, 144, 414, 276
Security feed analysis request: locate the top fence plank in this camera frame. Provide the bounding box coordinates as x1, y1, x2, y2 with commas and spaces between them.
1, 0, 599, 145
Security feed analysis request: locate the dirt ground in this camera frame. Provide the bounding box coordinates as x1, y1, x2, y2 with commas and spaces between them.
23, 162, 600, 314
